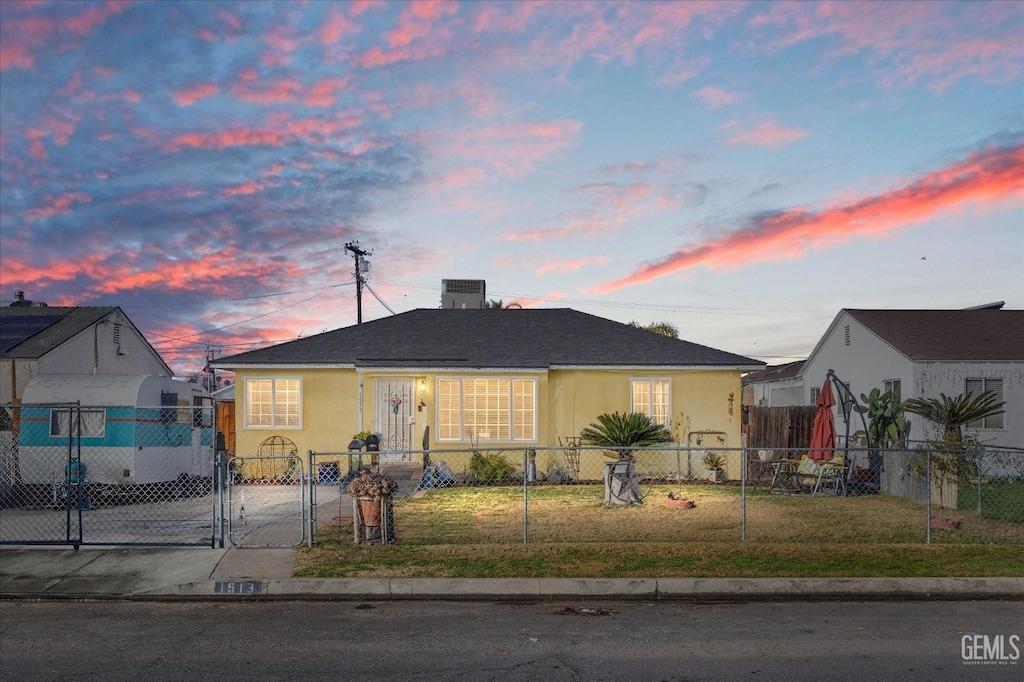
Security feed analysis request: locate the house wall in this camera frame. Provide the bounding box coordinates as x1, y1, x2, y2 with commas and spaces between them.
0, 358, 38, 404
802, 311, 914, 427
231, 366, 747, 478
232, 368, 361, 457
39, 313, 168, 377
915, 361, 1024, 448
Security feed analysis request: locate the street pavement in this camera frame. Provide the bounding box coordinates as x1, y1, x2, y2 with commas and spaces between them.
1, 544, 1022, 602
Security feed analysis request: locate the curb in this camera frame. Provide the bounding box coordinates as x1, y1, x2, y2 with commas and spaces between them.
6, 577, 1023, 603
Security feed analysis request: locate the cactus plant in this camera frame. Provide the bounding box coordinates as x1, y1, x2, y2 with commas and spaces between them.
853, 387, 911, 448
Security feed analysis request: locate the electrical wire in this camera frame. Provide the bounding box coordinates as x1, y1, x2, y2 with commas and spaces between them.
363, 281, 397, 315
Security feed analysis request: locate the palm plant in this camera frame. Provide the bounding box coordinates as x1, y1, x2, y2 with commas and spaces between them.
579, 411, 672, 460
902, 391, 1004, 446
903, 391, 1003, 521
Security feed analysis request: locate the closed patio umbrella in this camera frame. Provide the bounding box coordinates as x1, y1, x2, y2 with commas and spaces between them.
808, 378, 836, 462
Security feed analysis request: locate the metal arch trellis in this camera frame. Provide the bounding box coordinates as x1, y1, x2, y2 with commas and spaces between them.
256, 435, 298, 480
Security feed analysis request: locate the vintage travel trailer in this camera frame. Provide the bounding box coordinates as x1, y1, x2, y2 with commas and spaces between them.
16, 375, 213, 486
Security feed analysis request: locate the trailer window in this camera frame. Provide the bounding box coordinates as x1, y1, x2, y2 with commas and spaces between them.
50, 409, 105, 438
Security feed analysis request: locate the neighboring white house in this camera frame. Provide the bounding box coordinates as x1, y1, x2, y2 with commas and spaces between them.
753, 306, 1023, 449
1, 294, 172, 404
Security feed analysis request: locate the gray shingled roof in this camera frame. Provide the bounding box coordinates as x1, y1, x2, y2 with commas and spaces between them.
215, 308, 764, 369
0, 306, 117, 358
741, 360, 805, 385
846, 309, 1024, 361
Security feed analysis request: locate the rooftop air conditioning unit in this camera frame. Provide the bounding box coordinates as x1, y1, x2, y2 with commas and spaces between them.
441, 279, 486, 309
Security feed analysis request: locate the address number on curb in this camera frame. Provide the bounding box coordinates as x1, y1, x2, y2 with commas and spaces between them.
215, 580, 263, 595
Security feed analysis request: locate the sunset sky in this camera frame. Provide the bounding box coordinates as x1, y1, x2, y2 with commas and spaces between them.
1, 0, 1021, 377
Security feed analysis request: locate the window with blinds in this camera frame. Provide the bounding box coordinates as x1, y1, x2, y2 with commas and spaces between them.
631, 378, 670, 426
437, 378, 536, 442
965, 378, 1004, 429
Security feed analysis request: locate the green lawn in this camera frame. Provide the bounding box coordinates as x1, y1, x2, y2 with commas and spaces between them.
296, 483, 1024, 579
958, 481, 1024, 523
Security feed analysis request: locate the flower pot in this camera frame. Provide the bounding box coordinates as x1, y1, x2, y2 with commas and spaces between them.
706, 468, 724, 483
357, 497, 381, 527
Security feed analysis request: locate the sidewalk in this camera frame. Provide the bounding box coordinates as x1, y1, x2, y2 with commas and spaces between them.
2, 545, 1022, 602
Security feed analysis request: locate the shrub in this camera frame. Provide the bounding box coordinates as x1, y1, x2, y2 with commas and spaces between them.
469, 451, 517, 484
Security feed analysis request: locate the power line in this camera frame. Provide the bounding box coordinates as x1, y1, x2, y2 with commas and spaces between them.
363, 281, 396, 315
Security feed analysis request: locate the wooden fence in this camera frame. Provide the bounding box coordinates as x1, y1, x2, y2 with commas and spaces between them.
745, 406, 817, 450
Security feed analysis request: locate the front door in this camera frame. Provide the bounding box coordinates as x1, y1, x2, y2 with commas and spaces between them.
374, 377, 414, 464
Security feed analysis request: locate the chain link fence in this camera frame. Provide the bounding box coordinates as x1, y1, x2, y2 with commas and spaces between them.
4, 404, 1019, 549
319, 443, 1024, 546
1, 403, 216, 547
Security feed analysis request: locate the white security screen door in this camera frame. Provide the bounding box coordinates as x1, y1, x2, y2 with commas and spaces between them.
375, 377, 415, 464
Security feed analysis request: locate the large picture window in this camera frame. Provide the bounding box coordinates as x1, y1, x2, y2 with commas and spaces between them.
50, 409, 105, 438
245, 378, 301, 428
437, 378, 536, 442
631, 378, 670, 426
966, 378, 1004, 429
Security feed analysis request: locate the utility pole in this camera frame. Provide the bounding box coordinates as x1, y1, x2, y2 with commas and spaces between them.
344, 241, 372, 324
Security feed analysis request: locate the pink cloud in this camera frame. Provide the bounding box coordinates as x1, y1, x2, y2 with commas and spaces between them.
593, 141, 1024, 293
0, 1, 127, 71
304, 76, 350, 107
221, 181, 264, 197
723, 121, 807, 149
388, 0, 458, 48
231, 78, 304, 104
319, 7, 356, 44
447, 119, 582, 177
24, 192, 92, 221
535, 256, 608, 276
172, 83, 219, 107
694, 85, 744, 108
748, 1, 1023, 91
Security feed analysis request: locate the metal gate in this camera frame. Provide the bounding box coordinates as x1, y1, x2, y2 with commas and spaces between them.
226, 454, 305, 548
0, 403, 217, 547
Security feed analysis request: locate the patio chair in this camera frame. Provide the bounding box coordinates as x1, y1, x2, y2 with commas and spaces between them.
767, 454, 820, 492
812, 453, 850, 497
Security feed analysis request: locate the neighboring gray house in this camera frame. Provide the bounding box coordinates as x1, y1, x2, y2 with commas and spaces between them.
756, 307, 1023, 449
1, 295, 173, 404
742, 360, 805, 407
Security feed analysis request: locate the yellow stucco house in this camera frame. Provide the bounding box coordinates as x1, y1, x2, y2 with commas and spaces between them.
213, 307, 763, 478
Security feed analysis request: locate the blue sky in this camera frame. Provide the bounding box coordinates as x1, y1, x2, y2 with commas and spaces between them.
1, 0, 1021, 376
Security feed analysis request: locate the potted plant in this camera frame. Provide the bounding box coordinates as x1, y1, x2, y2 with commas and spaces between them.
579, 411, 672, 505
702, 451, 725, 482
346, 468, 399, 543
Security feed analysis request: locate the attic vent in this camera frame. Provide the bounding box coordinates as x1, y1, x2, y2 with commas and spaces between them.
441, 279, 486, 309
112, 323, 122, 346
844, 325, 850, 346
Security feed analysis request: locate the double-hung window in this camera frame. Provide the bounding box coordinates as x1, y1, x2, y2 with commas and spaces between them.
437, 378, 536, 442
50, 409, 105, 438
631, 378, 670, 426
966, 378, 1004, 429
245, 378, 301, 428
884, 379, 902, 402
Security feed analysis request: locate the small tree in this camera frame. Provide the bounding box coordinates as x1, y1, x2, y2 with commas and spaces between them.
628, 321, 679, 338
903, 391, 1004, 520
902, 392, 1005, 446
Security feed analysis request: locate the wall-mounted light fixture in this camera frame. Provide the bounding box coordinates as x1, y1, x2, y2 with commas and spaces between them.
419, 379, 425, 391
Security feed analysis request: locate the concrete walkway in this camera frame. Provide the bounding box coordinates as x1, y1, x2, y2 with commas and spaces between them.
2, 545, 1022, 602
